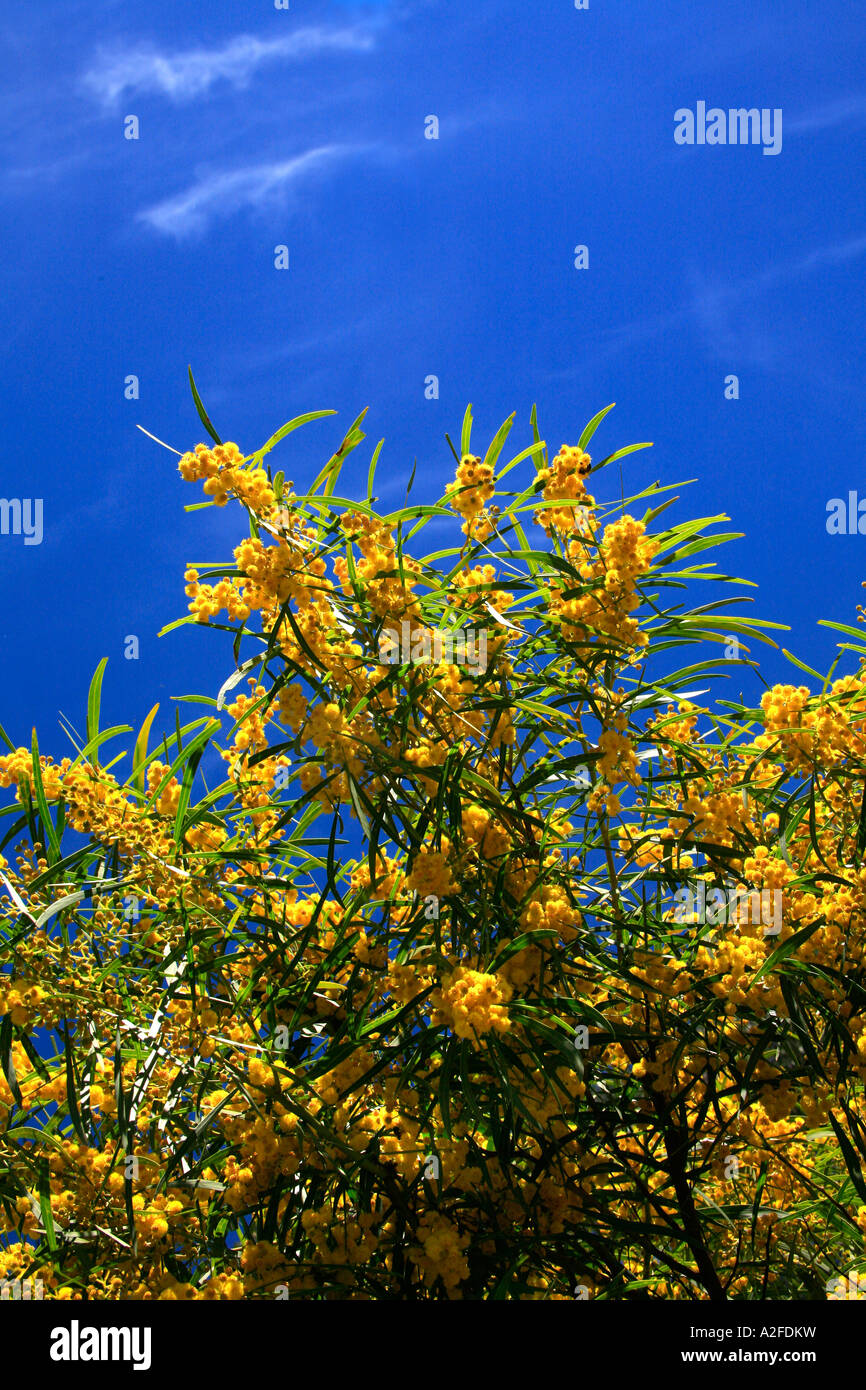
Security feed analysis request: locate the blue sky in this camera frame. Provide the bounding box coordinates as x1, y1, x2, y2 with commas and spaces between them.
2, 0, 866, 756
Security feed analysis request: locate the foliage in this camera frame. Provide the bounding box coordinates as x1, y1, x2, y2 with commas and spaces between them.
2, 385, 866, 1301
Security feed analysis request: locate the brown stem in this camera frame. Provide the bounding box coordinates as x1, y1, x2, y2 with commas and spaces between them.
651, 1092, 727, 1301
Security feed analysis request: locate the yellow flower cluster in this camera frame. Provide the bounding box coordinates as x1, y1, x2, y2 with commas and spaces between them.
178, 441, 276, 512
535, 443, 594, 534
405, 846, 458, 898
446, 454, 496, 538
547, 513, 657, 655
7, 404, 866, 1305
756, 679, 866, 771
409, 1213, 471, 1292
431, 965, 513, 1041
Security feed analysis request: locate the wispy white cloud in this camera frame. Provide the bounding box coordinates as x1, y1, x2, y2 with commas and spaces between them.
684, 270, 777, 369
787, 93, 866, 136
752, 234, 866, 281
222, 312, 387, 372
82, 27, 375, 108
137, 146, 365, 238
545, 235, 866, 379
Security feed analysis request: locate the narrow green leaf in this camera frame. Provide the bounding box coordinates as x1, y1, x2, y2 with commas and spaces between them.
367, 439, 385, 501
30, 729, 61, 863
188, 365, 223, 446
577, 401, 615, 452
132, 702, 160, 796
460, 404, 473, 458
253, 410, 337, 462
86, 659, 109, 765
781, 649, 824, 681
0, 1014, 23, 1108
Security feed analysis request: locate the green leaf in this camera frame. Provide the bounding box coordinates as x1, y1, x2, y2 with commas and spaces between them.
483, 413, 515, 473
38, 1163, 58, 1253
829, 1114, 866, 1203
30, 729, 61, 863
174, 737, 208, 844
86, 658, 109, 765
592, 440, 653, 473
62, 1023, 89, 1145
367, 439, 385, 501
460, 404, 473, 458
781, 649, 824, 681
188, 365, 223, 446
144, 720, 220, 815
856, 782, 866, 866
577, 401, 615, 452
0, 1013, 23, 1108
496, 440, 547, 483
817, 619, 866, 642
253, 410, 337, 463
132, 702, 161, 797
529, 402, 547, 472
33, 892, 85, 931
752, 918, 823, 983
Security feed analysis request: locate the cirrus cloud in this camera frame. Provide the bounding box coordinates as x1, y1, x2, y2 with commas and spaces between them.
137, 145, 368, 239
82, 27, 376, 108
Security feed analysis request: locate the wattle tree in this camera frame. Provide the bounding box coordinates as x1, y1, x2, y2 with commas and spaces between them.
1, 384, 866, 1301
